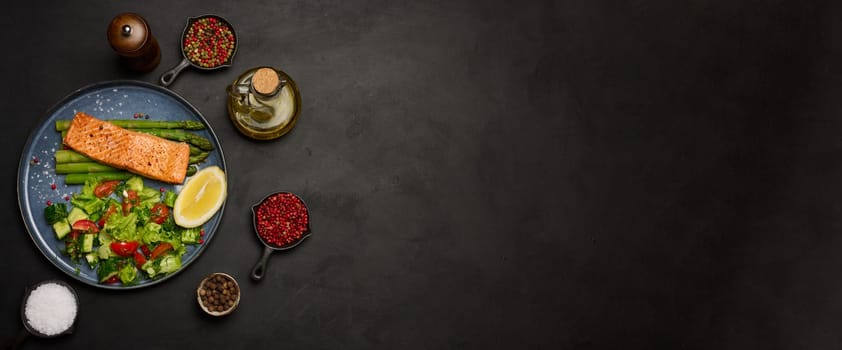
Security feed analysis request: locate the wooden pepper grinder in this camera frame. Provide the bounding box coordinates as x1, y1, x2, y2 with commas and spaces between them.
107, 13, 161, 72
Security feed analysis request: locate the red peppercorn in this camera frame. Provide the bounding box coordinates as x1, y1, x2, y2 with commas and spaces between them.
255, 193, 309, 247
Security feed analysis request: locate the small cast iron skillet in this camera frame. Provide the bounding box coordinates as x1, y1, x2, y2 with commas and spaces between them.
250, 192, 312, 281
159, 14, 237, 87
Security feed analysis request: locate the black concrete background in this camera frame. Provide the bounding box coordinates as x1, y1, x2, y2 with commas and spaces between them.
3, 0, 842, 348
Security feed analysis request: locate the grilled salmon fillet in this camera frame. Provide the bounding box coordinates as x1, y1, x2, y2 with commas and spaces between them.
63, 112, 190, 184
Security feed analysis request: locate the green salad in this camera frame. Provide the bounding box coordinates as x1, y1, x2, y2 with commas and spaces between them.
43, 176, 203, 285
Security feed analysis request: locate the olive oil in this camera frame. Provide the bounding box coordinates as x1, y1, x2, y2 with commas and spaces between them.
226, 67, 301, 140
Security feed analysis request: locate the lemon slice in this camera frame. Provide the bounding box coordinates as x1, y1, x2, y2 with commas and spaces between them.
174, 166, 227, 228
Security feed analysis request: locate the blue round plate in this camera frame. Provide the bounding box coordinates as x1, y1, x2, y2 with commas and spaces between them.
17, 80, 226, 289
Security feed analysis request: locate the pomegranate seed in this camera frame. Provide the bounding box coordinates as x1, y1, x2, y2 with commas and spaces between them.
46, 200, 52, 206
50, 183, 57, 190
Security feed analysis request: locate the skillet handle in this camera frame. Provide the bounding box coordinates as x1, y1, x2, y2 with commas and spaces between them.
159, 58, 191, 87
4, 328, 29, 350
250, 246, 274, 281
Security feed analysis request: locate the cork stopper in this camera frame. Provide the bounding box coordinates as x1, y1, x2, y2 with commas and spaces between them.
251, 68, 280, 95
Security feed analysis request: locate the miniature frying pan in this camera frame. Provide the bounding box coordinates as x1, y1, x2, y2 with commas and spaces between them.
250, 192, 312, 281
159, 14, 237, 87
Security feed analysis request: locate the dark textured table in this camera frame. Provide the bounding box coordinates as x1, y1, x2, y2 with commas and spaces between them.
3, 0, 841, 348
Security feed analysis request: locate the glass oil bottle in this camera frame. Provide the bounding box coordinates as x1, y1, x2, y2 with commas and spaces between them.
226, 67, 301, 140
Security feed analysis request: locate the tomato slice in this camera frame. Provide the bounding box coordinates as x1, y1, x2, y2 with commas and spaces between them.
104, 275, 120, 284
133, 251, 147, 268
72, 219, 99, 233
140, 244, 151, 257
150, 242, 173, 259
94, 180, 121, 198
150, 203, 170, 224
110, 241, 139, 257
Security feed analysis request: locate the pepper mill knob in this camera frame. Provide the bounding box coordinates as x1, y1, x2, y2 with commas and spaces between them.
107, 13, 161, 72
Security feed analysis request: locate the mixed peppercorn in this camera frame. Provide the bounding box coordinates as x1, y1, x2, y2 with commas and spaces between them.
183, 16, 235, 68
255, 193, 309, 247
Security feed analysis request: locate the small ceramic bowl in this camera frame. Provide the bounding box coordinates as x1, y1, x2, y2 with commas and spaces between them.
196, 273, 240, 316
21, 279, 79, 338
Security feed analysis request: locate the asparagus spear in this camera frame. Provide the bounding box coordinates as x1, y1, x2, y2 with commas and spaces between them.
64, 172, 133, 185
134, 129, 214, 151
189, 152, 209, 164
56, 151, 206, 173
55, 150, 92, 163
56, 162, 118, 174
57, 148, 209, 164
63, 166, 198, 185
57, 149, 208, 182
189, 145, 203, 156
55, 119, 205, 131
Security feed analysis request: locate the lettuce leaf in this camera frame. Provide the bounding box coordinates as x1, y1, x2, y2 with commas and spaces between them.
119, 264, 138, 284
139, 187, 161, 207
104, 212, 138, 242
141, 253, 181, 279
180, 227, 201, 244
158, 254, 181, 274
140, 222, 164, 246
125, 176, 144, 193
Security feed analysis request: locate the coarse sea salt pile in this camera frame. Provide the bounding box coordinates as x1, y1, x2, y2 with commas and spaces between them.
24, 283, 77, 336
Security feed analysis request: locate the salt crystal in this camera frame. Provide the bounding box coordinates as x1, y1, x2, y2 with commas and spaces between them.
24, 283, 77, 336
